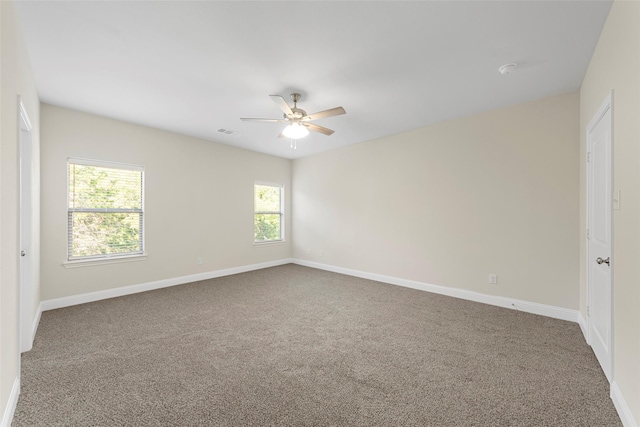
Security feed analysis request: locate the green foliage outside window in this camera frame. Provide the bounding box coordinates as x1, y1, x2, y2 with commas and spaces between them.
254, 184, 282, 242
68, 163, 143, 259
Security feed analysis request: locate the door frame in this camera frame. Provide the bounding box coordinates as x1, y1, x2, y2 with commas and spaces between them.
585, 91, 614, 382
18, 97, 34, 353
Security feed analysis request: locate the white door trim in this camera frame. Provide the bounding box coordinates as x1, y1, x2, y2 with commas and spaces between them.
586, 91, 614, 382
19, 97, 32, 130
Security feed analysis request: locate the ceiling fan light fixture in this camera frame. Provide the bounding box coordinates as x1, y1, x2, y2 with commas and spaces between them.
242, 93, 345, 143
282, 123, 309, 139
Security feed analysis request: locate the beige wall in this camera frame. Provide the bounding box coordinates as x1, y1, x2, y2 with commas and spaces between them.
580, 0, 640, 423
293, 91, 580, 309
0, 0, 41, 421
40, 105, 291, 301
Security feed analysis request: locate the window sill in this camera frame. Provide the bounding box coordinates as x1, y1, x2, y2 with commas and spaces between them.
253, 240, 286, 247
63, 254, 147, 269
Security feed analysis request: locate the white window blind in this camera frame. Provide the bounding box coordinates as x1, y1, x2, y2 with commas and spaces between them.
254, 183, 284, 243
68, 158, 144, 260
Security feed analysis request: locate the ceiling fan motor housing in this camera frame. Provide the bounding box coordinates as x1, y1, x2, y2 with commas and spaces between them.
288, 107, 307, 120
288, 93, 306, 119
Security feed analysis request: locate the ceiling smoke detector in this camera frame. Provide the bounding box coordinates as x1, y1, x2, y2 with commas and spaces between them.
498, 63, 517, 75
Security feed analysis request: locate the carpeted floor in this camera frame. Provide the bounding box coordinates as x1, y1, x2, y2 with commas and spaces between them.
14, 264, 620, 426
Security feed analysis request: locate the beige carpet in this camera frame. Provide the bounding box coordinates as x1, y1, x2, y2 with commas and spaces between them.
14, 264, 620, 426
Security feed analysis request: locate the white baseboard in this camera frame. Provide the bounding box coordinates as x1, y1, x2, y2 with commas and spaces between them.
21, 302, 43, 353
41, 257, 578, 322
0, 377, 20, 427
31, 302, 43, 343
611, 381, 638, 427
293, 259, 579, 323
41, 259, 293, 311
578, 312, 589, 344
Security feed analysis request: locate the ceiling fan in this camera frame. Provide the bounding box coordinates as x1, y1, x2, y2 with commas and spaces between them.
241, 93, 346, 140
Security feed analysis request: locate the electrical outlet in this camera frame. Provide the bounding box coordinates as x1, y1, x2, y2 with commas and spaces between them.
197, 258, 203, 265
489, 274, 497, 285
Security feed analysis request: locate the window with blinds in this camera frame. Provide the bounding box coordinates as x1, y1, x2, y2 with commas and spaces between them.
68, 158, 144, 260
254, 182, 284, 243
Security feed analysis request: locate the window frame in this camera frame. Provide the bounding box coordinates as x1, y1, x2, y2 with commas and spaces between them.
253, 181, 285, 244
67, 157, 145, 262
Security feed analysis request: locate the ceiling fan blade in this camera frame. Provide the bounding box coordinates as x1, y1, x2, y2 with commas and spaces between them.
240, 118, 287, 122
303, 106, 346, 121
303, 123, 335, 136
269, 95, 294, 116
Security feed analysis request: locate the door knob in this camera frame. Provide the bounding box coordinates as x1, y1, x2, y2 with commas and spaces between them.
596, 257, 610, 266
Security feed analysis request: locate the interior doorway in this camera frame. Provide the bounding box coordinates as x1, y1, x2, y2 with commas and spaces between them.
586, 92, 613, 382
19, 98, 34, 353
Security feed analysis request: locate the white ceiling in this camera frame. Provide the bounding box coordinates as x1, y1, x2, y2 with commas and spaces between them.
15, 1, 611, 160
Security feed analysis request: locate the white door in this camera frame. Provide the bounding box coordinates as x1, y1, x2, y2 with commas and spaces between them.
19, 100, 34, 353
587, 93, 613, 382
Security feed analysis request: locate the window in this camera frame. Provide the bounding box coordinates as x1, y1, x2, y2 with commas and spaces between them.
254, 182, 284, 243
68, 158, 144, 260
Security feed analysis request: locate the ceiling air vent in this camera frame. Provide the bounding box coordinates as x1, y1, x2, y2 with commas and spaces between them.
217, 128, 241, 137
